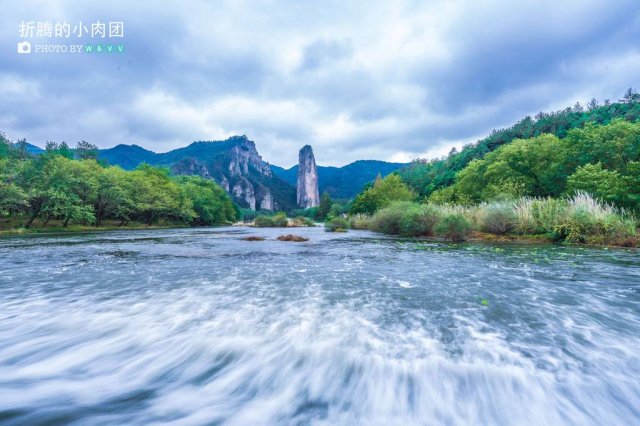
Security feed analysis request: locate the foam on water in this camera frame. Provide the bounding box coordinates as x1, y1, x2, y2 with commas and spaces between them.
0, 227, 639, 425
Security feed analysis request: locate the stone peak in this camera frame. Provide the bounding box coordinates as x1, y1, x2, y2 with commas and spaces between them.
299, 145, 314, 154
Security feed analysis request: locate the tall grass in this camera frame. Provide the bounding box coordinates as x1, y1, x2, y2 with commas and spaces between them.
349, 213, 370, 230
358, 193, 638, 246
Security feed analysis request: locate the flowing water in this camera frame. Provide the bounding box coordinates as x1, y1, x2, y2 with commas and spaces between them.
0, 227, 639, 425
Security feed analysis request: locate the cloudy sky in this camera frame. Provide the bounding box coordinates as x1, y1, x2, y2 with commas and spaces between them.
1, 0, 639, 167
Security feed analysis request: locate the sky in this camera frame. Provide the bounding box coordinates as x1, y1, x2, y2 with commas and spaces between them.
1, 0, 639, 167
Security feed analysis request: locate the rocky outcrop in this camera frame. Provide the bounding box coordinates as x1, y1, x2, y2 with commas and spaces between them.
171, 158, 211, 179
259, 191, 274, 210
169, 135, 295, 211
232, 177, 256, 210
296, 145, 320, 208
228, 137, 272, 177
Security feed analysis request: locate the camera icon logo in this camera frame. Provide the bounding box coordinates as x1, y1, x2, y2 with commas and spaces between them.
17, 41, 31, 54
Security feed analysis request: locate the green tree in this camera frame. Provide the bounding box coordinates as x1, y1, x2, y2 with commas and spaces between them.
45, 141, 74, 159
75, 140, 99, 160
566, 163, 625, 206
318, 192, 332, 219
350, 174, 415, 215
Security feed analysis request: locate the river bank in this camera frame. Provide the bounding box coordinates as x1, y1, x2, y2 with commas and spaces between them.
0, 218, 194, 236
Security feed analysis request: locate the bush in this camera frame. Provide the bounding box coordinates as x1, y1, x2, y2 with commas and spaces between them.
368, 202, 408, 234
254, 215, 275, 227
349, 213, 370, 230
272, 212, 289, 227
435, 213, 472, 242
399, 204, 440, 236
479, 202, 517, 234
513, 197, 567, 234
325, 217, 350, 232
292, 216, 315, 227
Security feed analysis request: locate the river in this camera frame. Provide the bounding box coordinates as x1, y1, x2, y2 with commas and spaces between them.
0, 227, 638, 425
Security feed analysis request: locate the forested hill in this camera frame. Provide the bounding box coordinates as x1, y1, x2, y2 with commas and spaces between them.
0, 138, 238, 229
100, 136, 296, 211
400, 90, 640, 198
271, 160, 406, 200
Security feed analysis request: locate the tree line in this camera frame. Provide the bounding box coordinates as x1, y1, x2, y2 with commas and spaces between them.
399, 89, 640, 199
348, 120, 640, 216
0, 137, 238, 229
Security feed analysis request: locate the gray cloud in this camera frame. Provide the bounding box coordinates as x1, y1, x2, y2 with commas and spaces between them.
1, 0, 638, 166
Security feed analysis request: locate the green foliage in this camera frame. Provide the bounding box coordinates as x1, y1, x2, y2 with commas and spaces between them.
399, 94, 640, 199
435, 214, 472, 242
566, 163, 626, 207
45, 141, 74, 159
550, 192, 637, 244
368, 202, 407, 234
479, 202, 517, 234
425, 121, 640, 212
350, 174, 415, 215
292, 216, 315, 227
318, 192, 332, 219
0, 145, 237, 229
349, 213, 370, 230
252, 212, 289, 227
361, 196, 636, 245
75, 140, 99, 160
272, 212, 289, 227
399, 203, 440, 236
254, 215, 275, 227
176, 175, 237, 225
324, 217, 350, 232
0, 182, 27, 216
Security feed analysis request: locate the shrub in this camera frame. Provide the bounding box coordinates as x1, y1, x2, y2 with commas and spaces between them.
254, 215, 275, 227
531, 198, 567, 234
479, 202, 517, 234
272, 212, 289, 227
435, 213, 472, 242
349, 213, 370, 230
399, 203, 440, 236
292, 216, 315, 227
513, 197, 537, 234
368, 202, 408, 234
325, 217, 350, 232
550, 193, 638, 244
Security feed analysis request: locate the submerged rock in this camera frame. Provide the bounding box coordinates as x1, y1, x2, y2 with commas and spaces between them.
241, 236, 266, 241
277, 234, 309, 242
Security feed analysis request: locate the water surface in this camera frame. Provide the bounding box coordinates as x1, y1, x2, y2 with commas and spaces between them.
0, 227, 639, 425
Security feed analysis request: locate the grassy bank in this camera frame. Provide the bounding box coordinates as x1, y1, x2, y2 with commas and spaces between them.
350, 193, 638, 247
0, 217, 199, 236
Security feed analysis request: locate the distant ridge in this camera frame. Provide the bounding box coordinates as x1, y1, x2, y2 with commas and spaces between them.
17, 137, 407, 206
272, 160, 406, 199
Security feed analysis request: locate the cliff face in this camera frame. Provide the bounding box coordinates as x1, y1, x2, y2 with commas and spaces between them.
168, 136, 294, 211
296, 145, 320, 208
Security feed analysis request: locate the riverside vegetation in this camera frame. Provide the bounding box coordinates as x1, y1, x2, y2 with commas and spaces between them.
2, 92, 639, 246
346, 116, 640, 246
0, 138, 237, 232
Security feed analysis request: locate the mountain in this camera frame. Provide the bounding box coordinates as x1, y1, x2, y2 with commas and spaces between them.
12, 142, 44, 155
272, 160, 407, 200
99, 144, 157, 170
99, 136, 296, 211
